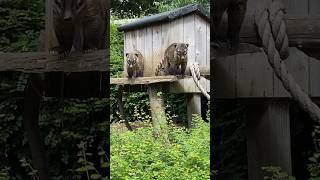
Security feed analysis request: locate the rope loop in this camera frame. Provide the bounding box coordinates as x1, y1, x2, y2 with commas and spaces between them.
190, 63, 210, 100
255, 1, 320, 124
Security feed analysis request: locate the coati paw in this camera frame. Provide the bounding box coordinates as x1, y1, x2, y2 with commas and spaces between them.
83, 48, 97, 54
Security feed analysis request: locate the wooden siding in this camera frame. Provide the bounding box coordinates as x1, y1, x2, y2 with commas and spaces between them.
246, 0, 320, 16
213, 47, 320, 99
123, 14, 210, 93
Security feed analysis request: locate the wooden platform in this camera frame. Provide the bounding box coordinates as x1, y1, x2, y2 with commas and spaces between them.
213, 47, 320, 99
0, 50, 108, 72
111, 76, 178, 85
111, 75, 210, 93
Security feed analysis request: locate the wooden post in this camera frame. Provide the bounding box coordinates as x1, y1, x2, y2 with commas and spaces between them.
117, 86, 132, 131
22, 74, 49, 180
247, 100, 292, 180
148, 84, 168, 141
187, 93, 202, 128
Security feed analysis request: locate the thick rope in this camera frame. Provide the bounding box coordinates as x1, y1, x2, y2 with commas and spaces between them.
255, 1, 320, 124
190, 63, 210, 100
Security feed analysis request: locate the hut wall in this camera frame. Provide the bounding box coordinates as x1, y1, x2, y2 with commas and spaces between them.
123, 14, 210, 93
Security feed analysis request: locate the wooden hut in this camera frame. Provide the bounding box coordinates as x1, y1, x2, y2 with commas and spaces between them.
118, 4, 210, 94
213, 0, 320, 179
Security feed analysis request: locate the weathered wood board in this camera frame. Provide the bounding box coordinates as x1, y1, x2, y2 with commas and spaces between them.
213, 47, 320, 99
247, 100, 292, 180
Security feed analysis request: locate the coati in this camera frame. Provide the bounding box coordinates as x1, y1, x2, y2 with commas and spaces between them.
52, 0, 107, 57
212, 0, 247, 50
126, 50, 144, 78
164, 43, 189, 75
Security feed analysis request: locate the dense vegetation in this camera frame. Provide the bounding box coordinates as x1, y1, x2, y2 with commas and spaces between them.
110, 116, 210, 179
0, 0, 108, 179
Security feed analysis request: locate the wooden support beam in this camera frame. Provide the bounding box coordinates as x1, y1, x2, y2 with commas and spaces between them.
117, 86, 132, 131
247, 100, 292, 180
217, 15, 320, 49
111, 76, 178, 85
186, 94, 202, 128
0, 50, 108, 73
148, 84, 168, 141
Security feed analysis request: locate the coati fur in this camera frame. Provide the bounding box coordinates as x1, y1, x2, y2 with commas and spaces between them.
212, 0, 247, 50
164, 43, 189, 75
52, 0, 107, 57
155, 58, 169, 76
126, 50, 144, 78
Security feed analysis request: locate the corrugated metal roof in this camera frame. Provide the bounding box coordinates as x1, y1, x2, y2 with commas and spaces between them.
117, 4, 209, 32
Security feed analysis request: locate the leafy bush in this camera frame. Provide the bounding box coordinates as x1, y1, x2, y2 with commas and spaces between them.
110, 115, 210, 179
262, 166, 295, 180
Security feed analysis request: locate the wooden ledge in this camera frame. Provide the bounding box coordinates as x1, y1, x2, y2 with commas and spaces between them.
110, 76, 180, 85
0, 50, 108, 73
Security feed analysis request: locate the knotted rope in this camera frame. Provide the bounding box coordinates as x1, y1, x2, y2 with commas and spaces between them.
190, 63, 210, 100
255, 1, 320, 123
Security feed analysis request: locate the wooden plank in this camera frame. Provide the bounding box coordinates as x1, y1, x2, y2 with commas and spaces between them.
309, 0, 320, 15
145, 27, 153, 77
274, 48, 309, 97
169, 17, 184, 92
186, 94, 202, 128
183, 14, 196, 92
110, 76, 178, 85
212, 55, 236, 98
247, 100, 292, 180
195, 15, 208, 93
137, 28, 146, 77
238, 15, 320, 49
206, 20, 210, 93
152, 25, 162, 77
309, 56, 320, 97
0, 50, 108, 73
236, 53, 273, 97
282, 0, 308, 15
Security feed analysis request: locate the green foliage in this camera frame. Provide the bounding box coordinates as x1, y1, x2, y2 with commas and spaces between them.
213, 102, 247, 179
155, 0, 209, 13
111, 0, 209, 18
0, 0, 44, 52
308, 152, 320, 179
308, 126, 320, 179
110, 115, 210, 179
262, 166, 295, 180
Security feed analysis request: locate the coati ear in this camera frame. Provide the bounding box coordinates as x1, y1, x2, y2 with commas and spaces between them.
173, 43, 178, 48
186, 43, 189, 48
135, 53, 139, 56
126, 53, 129, 57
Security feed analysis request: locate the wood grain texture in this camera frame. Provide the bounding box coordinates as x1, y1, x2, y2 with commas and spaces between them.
309, 56, 320, 96
186, 94, 202, 128
309, 0, 320, 15
247, 100, 292, 180
236, 53, 273, 97
110, 76, 178, 85
282, 0, 308, 15
212, 55, 236, 98
0, 50, 108, 72
214, 48, 320, 99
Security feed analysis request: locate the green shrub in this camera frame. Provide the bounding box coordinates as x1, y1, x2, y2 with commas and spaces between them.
110, 115, 210, 179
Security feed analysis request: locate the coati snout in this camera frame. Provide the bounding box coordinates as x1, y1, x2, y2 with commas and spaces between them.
54, 0, 86, 21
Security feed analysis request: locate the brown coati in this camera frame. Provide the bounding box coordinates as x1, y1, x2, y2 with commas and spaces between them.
211, 0, 247, 50
52, 0, 107, 57
126, 50, 144, 78
164, 43, 189, 75
155, 58, 169, 76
